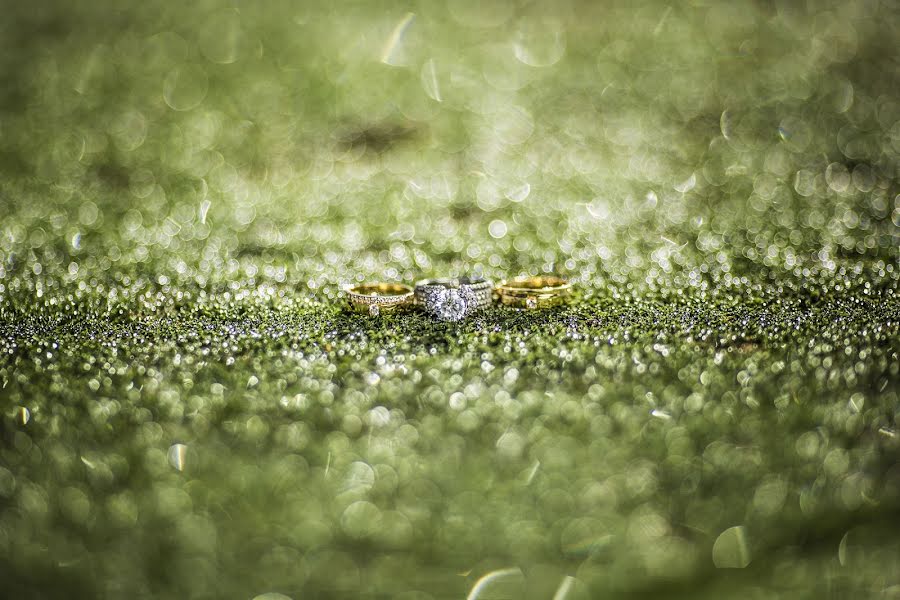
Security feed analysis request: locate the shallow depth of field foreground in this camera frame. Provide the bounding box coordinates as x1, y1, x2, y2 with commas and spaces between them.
0, 1, 899, 598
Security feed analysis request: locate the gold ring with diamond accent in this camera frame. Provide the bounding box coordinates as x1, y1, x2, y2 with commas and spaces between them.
495, 276, 572, 309
345, 282, 415, 316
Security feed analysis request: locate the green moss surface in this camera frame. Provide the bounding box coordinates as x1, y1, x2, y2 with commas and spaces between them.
1, 1, 899, 598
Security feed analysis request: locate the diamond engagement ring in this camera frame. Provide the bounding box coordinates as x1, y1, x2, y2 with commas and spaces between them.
414, 277, 493, 322
345, 282, 415, 316
495, 275, 572, 309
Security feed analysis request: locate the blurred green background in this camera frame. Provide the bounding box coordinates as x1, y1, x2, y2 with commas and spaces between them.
0, 0, 898, 598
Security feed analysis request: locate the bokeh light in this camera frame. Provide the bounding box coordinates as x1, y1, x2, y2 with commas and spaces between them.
0, 0, 898, 598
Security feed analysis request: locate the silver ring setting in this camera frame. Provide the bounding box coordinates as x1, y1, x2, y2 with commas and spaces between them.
415, 277, 493, 322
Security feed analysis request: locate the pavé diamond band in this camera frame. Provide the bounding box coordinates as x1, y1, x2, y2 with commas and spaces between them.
415, 277, 493, 322
345, 282, 415, 316
495, 276, 572, 309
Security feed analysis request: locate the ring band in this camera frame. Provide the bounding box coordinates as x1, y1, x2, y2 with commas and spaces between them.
495, 275, 572, 309
415, 276, 493, 321
345, 282, 414, 316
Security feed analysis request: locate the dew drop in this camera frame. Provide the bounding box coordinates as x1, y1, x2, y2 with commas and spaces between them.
825, 162, 850, 193
720, 109, 733, 139
650, 409, 671, 420
496, 431, 525, 459
466, 567, 525, 600
489, 219, 508, 239
341, 500, 381, 539
513, 18, 566, 67
777, 117, 811, 152
674, 173, 696, 193
712, 525, 751, 568
342, 461, 375, 494
421, 58, 442, 102
505, 181, 530, 202
199, 199, 212, 224
163, 65, 208, 111
167, 443, 188, 472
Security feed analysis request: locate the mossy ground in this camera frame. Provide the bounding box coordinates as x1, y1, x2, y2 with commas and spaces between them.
1, 1, 899, 598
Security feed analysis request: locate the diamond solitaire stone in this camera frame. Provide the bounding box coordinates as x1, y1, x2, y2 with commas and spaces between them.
368, 304, 381, 316
435, 289, 469, 322
525, 296, 538, 309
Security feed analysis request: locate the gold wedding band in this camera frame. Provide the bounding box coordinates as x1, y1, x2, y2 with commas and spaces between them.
495, 276, 572, 309
345, 282, 414, 316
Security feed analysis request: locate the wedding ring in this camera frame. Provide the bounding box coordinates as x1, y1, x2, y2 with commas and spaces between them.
345, 282, 414, 316
495, 275, 572, 309
415, 276, 493, 322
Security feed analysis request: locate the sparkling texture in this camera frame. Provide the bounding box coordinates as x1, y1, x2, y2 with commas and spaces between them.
0, 0, 898, 598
